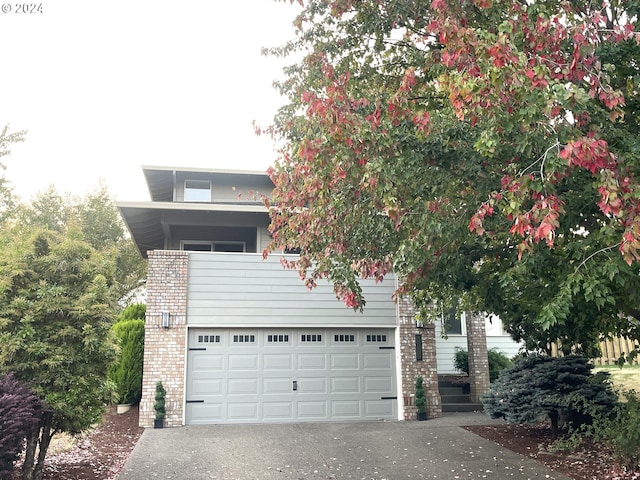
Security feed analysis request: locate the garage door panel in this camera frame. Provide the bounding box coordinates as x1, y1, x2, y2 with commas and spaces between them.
263, 377, 292, 394
330, 376, 360, 393
364, 400, 394, 417
228, 378, 258, 394
298, 376, 327, 394
363, 353, 393, 369
186, 329, 397, 424
364, 376, 393, 393
187, 403, 224, 424
228, 402, 258, 420
298, 401, 328, 418
332, 401, 360, 417
191, 378, 223, 396
228, 354, 258, 370
263, 354, 293, 370
298, 353, 326, 369
191, 354, 224, 370
331, 353, 359, 369
262, 402, 293, 420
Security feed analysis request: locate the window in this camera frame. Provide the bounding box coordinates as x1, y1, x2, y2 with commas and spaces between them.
198, 335, 221, 344
267, 334, 289, 343
366, 334, 387, 343
443, 302, 464, 335
184, 180, 211, 202
182, 241, 213, 252
300, 334, 322, 343
181, 241, 246, 253
334, 334, 355, 343
233, 335, 255, 343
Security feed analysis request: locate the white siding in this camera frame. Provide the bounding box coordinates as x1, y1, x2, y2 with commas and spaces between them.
435, 315, 524, 374
257, 226, 271, 252
187, 252, 398, 327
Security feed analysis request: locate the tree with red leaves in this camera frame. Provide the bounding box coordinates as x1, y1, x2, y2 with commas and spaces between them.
263, 0, 640, 356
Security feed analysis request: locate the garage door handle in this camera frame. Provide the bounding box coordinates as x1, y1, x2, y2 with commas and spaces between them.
292, 380, 297, 391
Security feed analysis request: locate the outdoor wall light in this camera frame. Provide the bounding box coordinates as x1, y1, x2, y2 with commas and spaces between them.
415, 334, 423, 361
161, 311, 170, 328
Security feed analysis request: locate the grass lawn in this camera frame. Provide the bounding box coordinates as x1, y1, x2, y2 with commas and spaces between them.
594, 364, 640, 392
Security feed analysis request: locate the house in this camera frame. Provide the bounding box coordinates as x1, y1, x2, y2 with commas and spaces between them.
117, 165, 522, 427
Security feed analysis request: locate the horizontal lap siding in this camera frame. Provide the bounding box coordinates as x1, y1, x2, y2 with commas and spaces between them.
434, 320, 523, 374
187, 252, 397, 326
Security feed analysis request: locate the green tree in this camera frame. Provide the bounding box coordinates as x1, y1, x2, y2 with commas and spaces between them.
109, 319, 144, 405
0, 227, 118, 480
263, 0, 640, 353
0, 125, 26, 223
12, 184, 147, 303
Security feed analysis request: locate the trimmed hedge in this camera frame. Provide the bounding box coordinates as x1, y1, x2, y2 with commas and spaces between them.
109, 319, 144, 405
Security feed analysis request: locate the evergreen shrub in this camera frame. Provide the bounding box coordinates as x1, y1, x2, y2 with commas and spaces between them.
453, 347, 513, 382
154, 381, 166, 420
481, 355, 617, 436
108, 319, 145, 405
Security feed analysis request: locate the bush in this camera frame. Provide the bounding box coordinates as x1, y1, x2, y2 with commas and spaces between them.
453, 347, 513, 382
0, 373, 43, 477
415, 376, 426, 414
154, 381, 166, 420
117, 303, 146, 323
108, 319, 144, 405
481, 355, 617, 436
605, 389, 640, 467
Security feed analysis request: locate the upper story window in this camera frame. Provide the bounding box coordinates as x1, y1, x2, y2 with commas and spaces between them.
184, 180, 211, 202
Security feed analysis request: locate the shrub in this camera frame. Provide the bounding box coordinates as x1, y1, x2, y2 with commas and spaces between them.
154, 381, 166, 420
453, 347, 513, 382
605, 389, 640, 467
415, 376, 426, 414
108, 319, 145, 405
0, 373, 43, 477
481, 355, 617, 436
117, 303, 146, 323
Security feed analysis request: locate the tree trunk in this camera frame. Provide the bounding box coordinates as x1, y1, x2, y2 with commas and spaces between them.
33, 411, 53, 480
21, 425, 38, 480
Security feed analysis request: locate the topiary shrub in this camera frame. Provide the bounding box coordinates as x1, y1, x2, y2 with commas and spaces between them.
154, 381, 166, 421
453, 347, 513, 382
108, 319, 145, 405
415, 376, 426, 420
481, 355, 617, 437
0, 373, 43, 477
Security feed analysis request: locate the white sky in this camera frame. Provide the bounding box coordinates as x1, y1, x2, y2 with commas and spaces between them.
1, 0, 300, 202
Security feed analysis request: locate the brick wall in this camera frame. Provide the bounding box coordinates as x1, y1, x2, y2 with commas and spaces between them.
140, 250, 188, 428
465, 311, 490, 403
397, 297, 442, 420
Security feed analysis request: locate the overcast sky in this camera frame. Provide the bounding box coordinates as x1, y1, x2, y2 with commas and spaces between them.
1, 0, 300, 201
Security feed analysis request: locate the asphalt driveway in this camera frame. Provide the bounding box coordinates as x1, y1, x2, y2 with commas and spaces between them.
118, 413, 570, 480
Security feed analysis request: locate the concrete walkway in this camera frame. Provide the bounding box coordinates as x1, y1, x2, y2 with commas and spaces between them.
118, 413, 570, 480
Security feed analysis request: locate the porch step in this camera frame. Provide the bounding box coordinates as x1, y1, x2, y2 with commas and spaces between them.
442, 402, 484, 413
438, 378, 484, 413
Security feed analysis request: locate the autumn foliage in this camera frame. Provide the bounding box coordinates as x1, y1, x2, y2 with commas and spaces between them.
262, 0, 640, 351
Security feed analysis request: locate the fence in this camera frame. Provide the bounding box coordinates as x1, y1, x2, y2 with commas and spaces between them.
550, 337, 639, 365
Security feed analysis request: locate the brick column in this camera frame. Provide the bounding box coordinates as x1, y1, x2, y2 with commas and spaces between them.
466, 311, 490, 403
398, 296, 442, 420
140, 250, 188, 428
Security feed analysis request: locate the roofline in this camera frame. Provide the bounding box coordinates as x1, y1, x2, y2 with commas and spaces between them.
141, 164, 270, 177
116, 200, 268, 213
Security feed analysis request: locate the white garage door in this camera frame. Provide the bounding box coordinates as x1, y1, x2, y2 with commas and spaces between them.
185, 328, 397, 424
